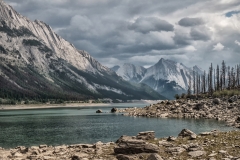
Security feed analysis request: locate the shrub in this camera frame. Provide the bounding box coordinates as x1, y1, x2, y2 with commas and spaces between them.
181, 93, 186, 99
174, 94, 180, 99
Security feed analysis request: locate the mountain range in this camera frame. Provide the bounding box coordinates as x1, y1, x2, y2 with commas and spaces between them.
0, 0, 166, 101
111, 58, 203, 99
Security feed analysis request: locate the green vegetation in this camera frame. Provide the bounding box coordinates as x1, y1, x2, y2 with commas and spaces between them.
176, 60, 240, 100
212, 89, 240, 98
175, 88, 240, 100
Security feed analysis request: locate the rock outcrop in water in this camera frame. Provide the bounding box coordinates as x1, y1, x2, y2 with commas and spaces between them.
118, 95, 240, 128
1, 130, 240, 160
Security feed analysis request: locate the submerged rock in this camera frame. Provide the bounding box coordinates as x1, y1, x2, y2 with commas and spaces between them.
96, 109, 103, 113
111, 108, 118, 113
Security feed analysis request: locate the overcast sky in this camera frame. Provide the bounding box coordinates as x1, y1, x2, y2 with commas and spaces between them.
4, 0, 240, 70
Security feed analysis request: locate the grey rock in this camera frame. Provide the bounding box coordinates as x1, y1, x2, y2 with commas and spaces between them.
72, 153, 89, 160
167, 136, 176, 141
114, 138, 159, 154
136, 131, 155, 140
96, 110, 103, 113
200, 132, 212, 136
208, 153, 218, 157
236, 116, 240, 122
218, 150, 227, 154
188, 150, 206, 157
111, 108, 118, 113
213, 98, 221, 104
178, 129, 197, 139
39, 145, 47, 148
13, 152, 23, 157
165, 147, 185, 154
43, 156, 55, 160
228, 96, 238, 103
147, 153, 163, 160
16, 146, 28, 154
116, 154, 138, 160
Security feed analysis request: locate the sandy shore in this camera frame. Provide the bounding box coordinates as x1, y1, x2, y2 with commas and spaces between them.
0, 103, 111, 110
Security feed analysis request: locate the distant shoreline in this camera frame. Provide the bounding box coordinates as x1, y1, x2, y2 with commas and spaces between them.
0, 100, 162, 110
0, 103, 112, 110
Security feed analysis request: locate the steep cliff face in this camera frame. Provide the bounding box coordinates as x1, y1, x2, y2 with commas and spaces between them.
113, 63, 146, 82
112, 58, 203, 99
0, 0, 164, 100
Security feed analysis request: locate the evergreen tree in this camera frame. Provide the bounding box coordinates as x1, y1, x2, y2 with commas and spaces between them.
187, 74, 192, 96
209, 63, 213, 95
203, 71, 206, 93
237, 65, 240, 87
227, 66, 231, 89
221, 60, 226, 89
231, 67, 235, 88
193, 70, 196, 94
216, 65, 220, 91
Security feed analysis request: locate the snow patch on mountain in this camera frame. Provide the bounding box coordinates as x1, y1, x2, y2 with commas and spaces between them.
93, 83, 128, 96
112, 58, 203, 99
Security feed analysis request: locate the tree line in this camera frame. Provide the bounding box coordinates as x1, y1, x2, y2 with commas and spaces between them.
177, 60, 240, 99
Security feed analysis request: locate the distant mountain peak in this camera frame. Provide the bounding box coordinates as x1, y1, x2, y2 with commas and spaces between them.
111, 58, 204, 99
193, 65, 204, 74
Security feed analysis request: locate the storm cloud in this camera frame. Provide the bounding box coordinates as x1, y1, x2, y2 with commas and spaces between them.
178, 17, 205, 27
128, 17, 174, 34
4, 0, 240, 70
190, 27, 211, 41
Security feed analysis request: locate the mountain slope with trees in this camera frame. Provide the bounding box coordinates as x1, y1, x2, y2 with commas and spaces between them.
0, 0, 165, 104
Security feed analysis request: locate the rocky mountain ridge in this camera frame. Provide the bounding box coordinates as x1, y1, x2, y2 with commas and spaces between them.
112, 58, 203, 99
0, 0, 165, 101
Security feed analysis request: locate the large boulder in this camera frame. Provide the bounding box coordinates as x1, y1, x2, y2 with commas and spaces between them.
147, 153, 163, 160
228, 95, 238, 103
213, 98, 221, 105
116, 154, 139, 160
188, 150, 206, 158
236, 116, 240, 122
178, 129, 197, 139
114, 136, 159, 154
193, 103, 205, 110
136, 131, 155, 140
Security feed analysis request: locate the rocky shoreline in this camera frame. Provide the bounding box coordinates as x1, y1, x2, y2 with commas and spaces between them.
1, 130, 240, 160
1, 96, 240, 160
118, 96, 240, 128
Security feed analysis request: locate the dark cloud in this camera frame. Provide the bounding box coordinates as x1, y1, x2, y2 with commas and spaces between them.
128, 17, 174, 34
173, 31, 191, 46
190, 28, 210, 41
3, 0, 240, 69
178, 17, 205, 27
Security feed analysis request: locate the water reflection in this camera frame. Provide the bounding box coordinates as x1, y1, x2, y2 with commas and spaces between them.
0, 104, 233, 148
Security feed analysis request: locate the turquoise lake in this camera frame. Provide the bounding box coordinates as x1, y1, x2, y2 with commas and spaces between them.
0, 103, 233, 148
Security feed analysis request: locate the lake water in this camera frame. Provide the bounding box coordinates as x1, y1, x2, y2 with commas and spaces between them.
0, 103, 233, 148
